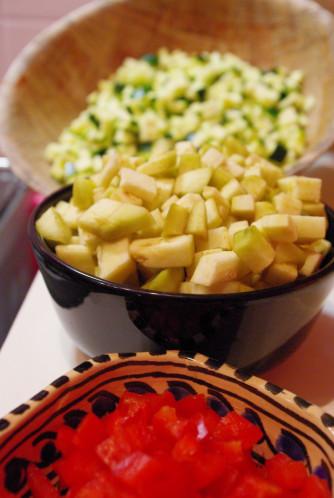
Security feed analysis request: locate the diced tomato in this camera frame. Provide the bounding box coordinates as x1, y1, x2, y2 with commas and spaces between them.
172, 432, 200, 461
27, 465, 60, 498
73, 413, 107, 450
152, 405, 187, 440
187, 409, 221, 440
297, 475, 332, 498
57, 425, 75, 456
54, 448, 105, 491
213, 411, 263, 450
176, 394, 207, 417
228, 473, 284, 498
73, 470, 137, 498
265, 453, 307, 491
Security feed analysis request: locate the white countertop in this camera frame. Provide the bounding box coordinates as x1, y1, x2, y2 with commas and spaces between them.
0, 272, 334, 418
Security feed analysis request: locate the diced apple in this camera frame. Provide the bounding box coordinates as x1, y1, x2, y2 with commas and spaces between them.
55, 201, 80, 229
231, 194, 255, 220
55, 244, 95, 274
211, 280, 254, 294
278, 176, 321, 202
185, 249, 222, 279
307, 239, 331, 256
241, 175, 267, 201
145, 179, 175, 210
71, 236, 80, 244
177, 153, 201, 174
255, 201, 276, 220
96, 238, 136, 283
259, 159, 283, 186
179, 281, 211, 294
264, 263, 298, 285
142, 268, 184, 293
78, 227, 101, 251
196, 227, 231, 251
233, 226, 275, 273
36, 207, 72, 245
191, 251, 239, 286
202, 187, 229, 221
72, 177, 95, 210
137, 150, 177, 177
93, 186, 106, 203
94, 151, 121, 188
274, 242, 306, 266
228, 221, 249, 240
130, 235, 194, 268
108, 188, 144, 206
205, 198, 222, 229
185, 200, 208, 238
210, 168, 233, 189
254, 214, 297, 243
79, 199, 151, 240
299, 253, 323, 277
175, 141, 196, 155
221, 179, 244, 200
174, 168, 212, 195
244, 165, 261, 177
291, 215, 327, 242
176, 193, 203, 211
135, 210, 163, 238
120, 167, 157, 203
226, 158, 244, 179
273, 192, 302, 215
301, 202, 325, 216
163, 204, 189, 236
201, 147, 225, 168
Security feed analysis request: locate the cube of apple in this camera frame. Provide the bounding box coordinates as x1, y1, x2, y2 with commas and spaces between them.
196, 227, 231, 251
36, 207, 72, 245
264, 263, 298, 286
174, 168, 212, 195
94, 151, 121, 188
145, 179, 175, 210
259, 160, 283, 186
130, 234, 194, 268
228, 221, 249, 240
176, 193, 203, 211
299, 253, 323, 276
226, 159, 244, 179
210, 168, 233, 189
55, 244, 96, 275
231, 194, 255, 220
191, 251, 239, 287
241, 175, 267, 201
96, 238, 136, 283
205, 198, 222, 229
233, 226, 275, 273
275, 243, 306, 266
93, 187, 107, 203
278, 176, 321, 202
175, 141, 196, 155
78, 227, 101, 252
142, 268, 184, 293
211, 280, 254, 294
79, 199, 151, 240
185, 249, 222, 279
163, 204, 189, 236
55, 201, 80, 229
291, 215, 327, 242
301, 202, 325, 217
273, 193, 302, 215
72, 177, 95, 210
221, 179, 244, 200
177, 153, 201, 174
254, 214, 297, 243
137, 150, 177, 177
136, 210, 164, 238
202, 187, 230, 221
308, 239, 331, 256
201, 147, 225, 169
185, 200, 208, 238
108, 188, 144, 206
120, 167, 157, 203
179, 281, 211, 294
244, 165, 261, 177
161, 195, 179, 217
255, 201, 276, 220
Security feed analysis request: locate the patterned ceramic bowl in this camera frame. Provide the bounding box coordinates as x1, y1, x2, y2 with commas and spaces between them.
0, 352, 333, 496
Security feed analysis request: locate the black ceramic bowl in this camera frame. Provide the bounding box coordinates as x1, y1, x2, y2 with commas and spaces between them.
29, 186, 334, 370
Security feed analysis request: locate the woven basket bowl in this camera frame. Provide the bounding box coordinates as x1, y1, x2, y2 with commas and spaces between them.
0, 352, 333, 495
1, 0, 334, 194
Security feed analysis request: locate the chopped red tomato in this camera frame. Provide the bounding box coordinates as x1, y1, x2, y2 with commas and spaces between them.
25, 392, 332, 498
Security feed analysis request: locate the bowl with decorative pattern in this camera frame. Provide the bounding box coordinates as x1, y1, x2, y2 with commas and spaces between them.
0, 351, 333, 496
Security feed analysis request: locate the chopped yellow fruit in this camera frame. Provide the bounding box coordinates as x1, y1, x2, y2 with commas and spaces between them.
264, 263, 298, 286
96, 238, 136, 283
55, 201, 80, 229
130, 235, 194, 268
161, 195, 179, 217
299, 253, 323, 276
94, 152, 121, 188
210, 167, 233, 189
221, 179, 244, 200
142, 268, 184, 293
291, 215, 327, 242
307, 239, 331, 256
191, 251, 239, 287
241, 175, 267, 201
254, 214, 297, 243
259, 159, 283, 186
231, 194, 255, 220
301, 202, 325, 217
175, 141, 196, 155
226, 159, 244, 179
174, 168, 212, 195
278, 176, 321, 202
135, 210, 163, 238
177, 153, 201, 174
179, 281, 211, 294
72, 177, 95, 210
205, 198, 222, 229
137, 150, 177, 177
55, 244, 96, 274
185, 200, 208, 238
201, 147, 225, 168
228, 221, 249, 240
108, 188, 144, 206
274, 242, 306, 266
120, 167, 157, 202
176, 193, 203, 211
36, 207, 72, 245
78, 227, 101, 252
163, 204, 189, 236
196, 226, 231, 251
273, 192, 302, 215
185, 249, 222, 279
233, 226, 275, 273
254, 201, 276, 220
146, 179, 175, 210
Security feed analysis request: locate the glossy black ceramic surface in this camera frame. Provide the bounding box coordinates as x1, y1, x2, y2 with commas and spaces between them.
29, 186, 334, 369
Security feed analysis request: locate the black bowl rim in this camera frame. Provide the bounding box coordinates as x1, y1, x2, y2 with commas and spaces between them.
29, 184, 334, 303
